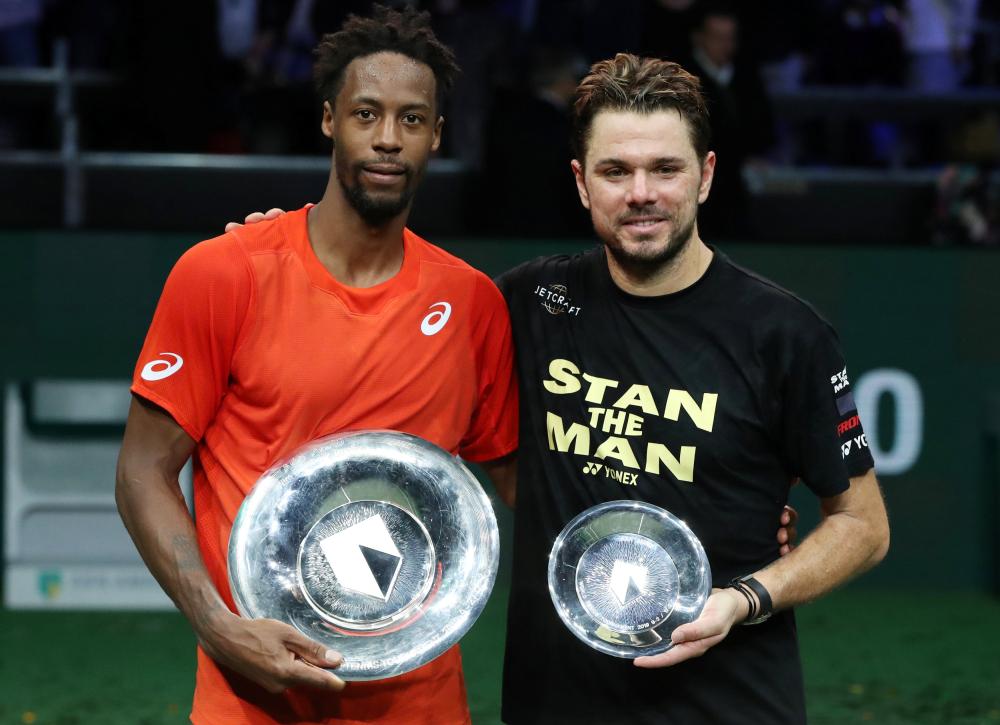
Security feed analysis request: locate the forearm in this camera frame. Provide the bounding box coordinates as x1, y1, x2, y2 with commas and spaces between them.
116, 390, 345, 691
754, 470, 889, 611
755, 513, 881, 610
636, 473, 887, 670
115, 471, 229, 635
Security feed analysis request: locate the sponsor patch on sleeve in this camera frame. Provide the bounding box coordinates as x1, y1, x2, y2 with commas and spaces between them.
830, 366, 869, 460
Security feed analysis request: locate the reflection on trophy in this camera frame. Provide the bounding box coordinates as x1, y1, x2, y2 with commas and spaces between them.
228, 430, 500, 680
548, 501, 711, 658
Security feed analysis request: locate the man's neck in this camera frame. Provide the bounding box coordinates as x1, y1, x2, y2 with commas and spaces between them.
307, 178, 409, 289
606, 236, 714, 297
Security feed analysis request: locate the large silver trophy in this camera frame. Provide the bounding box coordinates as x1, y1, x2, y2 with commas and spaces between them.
548, 500, 711, 658
228, 430, 500, 680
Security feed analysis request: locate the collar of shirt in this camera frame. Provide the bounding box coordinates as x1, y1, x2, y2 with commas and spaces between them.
693, 47, 734, 87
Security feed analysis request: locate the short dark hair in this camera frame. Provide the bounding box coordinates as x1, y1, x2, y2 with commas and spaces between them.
694, 1, 739, 30
313, 4, 460, 112
572, 53, 710, 163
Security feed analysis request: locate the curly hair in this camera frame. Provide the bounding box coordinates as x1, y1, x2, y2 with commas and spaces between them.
313, 4, 460, 111
572, 53, 710, 162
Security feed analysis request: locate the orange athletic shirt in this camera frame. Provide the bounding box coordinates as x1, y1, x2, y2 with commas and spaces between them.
131, 206, 518, 725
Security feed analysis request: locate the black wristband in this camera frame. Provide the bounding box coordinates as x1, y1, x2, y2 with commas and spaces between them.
727, 581, 756, 621
729, 575, 773, 625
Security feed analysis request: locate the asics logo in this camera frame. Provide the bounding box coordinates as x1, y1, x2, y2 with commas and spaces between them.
420, 302, 452, 336
141, 352, 184, 381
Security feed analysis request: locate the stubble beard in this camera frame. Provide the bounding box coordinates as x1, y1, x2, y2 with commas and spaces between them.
602, 210, 697, 281
335, 146, 419, 226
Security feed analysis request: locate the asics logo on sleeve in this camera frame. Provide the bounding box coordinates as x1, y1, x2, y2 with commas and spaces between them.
141, 352, 184, 381
420, 302, 452, 336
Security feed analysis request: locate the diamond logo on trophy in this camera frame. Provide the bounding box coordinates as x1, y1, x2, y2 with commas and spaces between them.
320, 514, 405, 600
228, 431, 499, 680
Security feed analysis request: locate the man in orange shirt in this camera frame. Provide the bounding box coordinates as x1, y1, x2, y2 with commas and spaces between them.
115, 6, 517, 724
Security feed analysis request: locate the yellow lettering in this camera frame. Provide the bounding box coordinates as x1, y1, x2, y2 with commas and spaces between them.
543, 359, 582, 394
612, 384, 659, 415
624, 413, 644, 436
586, 407, 604, 427
594, 436, 639, 470
644, 443, 696, 483
663, 390, 718, 432
600, 409, 628, 435
582, 373, 619, 404
546, 412, 590, 454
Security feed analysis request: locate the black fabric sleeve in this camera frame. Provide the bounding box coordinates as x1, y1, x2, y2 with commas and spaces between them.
780, 321, 875, 498
494, 259, 531, 304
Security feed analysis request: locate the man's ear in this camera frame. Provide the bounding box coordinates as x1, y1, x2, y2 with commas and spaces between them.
698, 151, 716, 204
571, 159, 591, 210
431, 115, 444, 152
321, 101, 334, 139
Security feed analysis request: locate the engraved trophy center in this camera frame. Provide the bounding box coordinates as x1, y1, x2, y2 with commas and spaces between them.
575, 533, 679, 634
609, 561, 647, 606
299, 500, 435, 631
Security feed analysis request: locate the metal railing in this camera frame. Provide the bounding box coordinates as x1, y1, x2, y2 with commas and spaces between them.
2, 41, 998, 232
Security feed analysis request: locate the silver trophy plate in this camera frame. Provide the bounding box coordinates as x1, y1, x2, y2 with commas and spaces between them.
228, 430, 500, 680
548, 500, 711, 658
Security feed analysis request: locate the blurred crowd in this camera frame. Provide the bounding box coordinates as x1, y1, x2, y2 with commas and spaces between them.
1, 0, 998, 242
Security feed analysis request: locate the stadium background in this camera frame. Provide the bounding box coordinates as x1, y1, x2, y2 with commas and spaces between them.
2, 1, 999, 723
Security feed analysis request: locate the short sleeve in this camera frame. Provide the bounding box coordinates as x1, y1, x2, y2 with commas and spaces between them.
458, 272, 519, 462
780, 320, 875, 497
130, 235, 254, 441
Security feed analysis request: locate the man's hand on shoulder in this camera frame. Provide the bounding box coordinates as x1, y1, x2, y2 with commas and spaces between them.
778, 504, 798, 556
198, 608, 346, 693
632, 587, 747, 669
225, 208, 286, 233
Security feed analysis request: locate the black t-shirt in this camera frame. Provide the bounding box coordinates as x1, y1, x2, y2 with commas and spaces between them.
495, 246, 874, 725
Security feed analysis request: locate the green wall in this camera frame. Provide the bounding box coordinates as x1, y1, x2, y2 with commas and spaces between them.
3, 231, 998, 590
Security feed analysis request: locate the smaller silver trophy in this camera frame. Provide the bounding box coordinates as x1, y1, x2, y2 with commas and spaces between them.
548, 500, 711, 658
228, 430, 499, 680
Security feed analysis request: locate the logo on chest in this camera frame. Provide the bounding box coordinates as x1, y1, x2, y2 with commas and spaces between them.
420, 301, 452, 336
534, 283, 582, 317
582, 461, 639, 486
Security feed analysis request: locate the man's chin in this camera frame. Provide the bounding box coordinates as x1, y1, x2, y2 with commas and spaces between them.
356, 183, 404, 202
605, 229, 695, 274
616, 238, 671, 260
342, 182, 414, 224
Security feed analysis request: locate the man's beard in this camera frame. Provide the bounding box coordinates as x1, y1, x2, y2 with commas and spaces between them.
335, 150, 418, 226
603, 209, 697, 281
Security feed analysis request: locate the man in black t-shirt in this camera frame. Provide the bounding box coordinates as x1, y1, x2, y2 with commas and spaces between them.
495, 54, 890, 724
